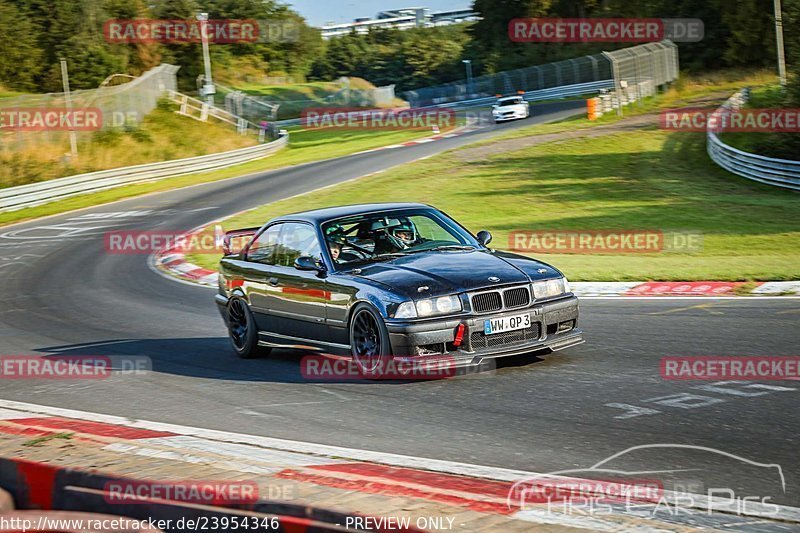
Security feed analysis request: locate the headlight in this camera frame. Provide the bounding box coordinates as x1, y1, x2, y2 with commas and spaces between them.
418, 295, 461, 317
394, 295, 462, 319
532, 278, 568, 299
395, 301, 417, 318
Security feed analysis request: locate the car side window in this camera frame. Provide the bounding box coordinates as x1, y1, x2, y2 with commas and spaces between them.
274, 223, 322, 267
246, 224, 281, 264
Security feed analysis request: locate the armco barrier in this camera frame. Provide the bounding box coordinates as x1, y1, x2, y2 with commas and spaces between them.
272, 79, 616, 128
421, 79, 615, 111
0, 134, 288, 212
0, 457, 367, 532
707, 91, 800, 191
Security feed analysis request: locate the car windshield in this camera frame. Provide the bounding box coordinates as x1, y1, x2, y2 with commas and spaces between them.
498, 98, 523, 107
321, 209, 479, 267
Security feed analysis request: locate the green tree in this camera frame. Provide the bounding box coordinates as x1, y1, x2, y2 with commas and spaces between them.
467, 0, 551, 73
722, 0, 775, 67
34, 0, 125, 90
0, 0, 44, 91
151, 0, 202, 91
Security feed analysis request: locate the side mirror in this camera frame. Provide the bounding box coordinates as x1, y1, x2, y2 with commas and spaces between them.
477, 230, 492, 246
294, 255, 326, 273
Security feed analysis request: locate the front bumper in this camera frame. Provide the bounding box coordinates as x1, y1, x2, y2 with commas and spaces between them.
493, 111, 528, 122
386, 294, 582, 363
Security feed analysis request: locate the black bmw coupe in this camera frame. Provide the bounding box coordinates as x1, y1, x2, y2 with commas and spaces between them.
216, 203, 583, 373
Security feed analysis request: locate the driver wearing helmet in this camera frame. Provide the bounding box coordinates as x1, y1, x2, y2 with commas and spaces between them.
383, 218, 420, 251
325, 224, 347, 262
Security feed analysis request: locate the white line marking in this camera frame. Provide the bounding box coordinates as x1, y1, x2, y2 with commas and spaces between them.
512, 510, 618, 531
0, 407, 45, 420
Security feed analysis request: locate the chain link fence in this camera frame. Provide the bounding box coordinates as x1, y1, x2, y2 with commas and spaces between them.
218, 78, 397, 123
0, 64, 179, 153
603, 40, 679, 113
404, 40, 678, 108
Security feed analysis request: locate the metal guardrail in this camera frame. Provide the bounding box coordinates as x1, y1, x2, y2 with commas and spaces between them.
420, 79, 616, 110
271, 80, 615, 128
707, 91, 800, 191
0, 134, 288, 212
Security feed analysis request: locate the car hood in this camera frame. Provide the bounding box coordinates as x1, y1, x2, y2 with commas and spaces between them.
350, 249, 561, 298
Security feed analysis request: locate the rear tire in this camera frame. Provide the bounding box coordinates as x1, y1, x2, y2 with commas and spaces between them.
227, 298, 271, 359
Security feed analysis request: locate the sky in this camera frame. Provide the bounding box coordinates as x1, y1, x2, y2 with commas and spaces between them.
284, 1, 473, 27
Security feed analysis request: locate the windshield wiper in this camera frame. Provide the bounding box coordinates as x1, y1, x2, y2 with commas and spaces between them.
427, 244, 476, 252
371, 252, 408, 260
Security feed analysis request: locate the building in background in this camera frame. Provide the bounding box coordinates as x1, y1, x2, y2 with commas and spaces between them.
320, 6, 478, 39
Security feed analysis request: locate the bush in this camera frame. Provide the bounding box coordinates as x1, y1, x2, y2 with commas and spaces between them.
91, 128, 123, 146
156, 97, 177, 112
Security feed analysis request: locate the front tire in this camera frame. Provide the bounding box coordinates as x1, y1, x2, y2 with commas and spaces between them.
227, 298, 270, 359
349, 304, 392, 377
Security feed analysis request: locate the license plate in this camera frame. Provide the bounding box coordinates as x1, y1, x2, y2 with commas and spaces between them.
484, 313, 531, 335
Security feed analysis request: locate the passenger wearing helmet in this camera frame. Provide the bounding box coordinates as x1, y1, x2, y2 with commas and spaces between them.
325, 224, 347, 262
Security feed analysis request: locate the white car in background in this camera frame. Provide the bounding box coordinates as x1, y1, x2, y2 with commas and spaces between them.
492, 95, 530, 123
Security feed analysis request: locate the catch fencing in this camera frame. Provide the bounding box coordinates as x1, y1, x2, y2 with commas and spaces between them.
0, 64, 179, 152
707, 91, 800, 191
220, 77, 396, 123
404, 40, 678, 108
603, 41, 679, 114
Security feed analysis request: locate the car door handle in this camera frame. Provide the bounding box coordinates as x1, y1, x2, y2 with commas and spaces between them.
268, 277, 279, 286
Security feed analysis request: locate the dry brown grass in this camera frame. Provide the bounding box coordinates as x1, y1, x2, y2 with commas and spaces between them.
0, 102, 256, 188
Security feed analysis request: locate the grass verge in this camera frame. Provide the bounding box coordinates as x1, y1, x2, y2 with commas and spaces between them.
0, 124, 451, 227
0, 101, 257, 189
189, 108, 798, 281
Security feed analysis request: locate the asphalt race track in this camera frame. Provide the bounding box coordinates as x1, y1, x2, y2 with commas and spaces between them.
1, 100, 798, 507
